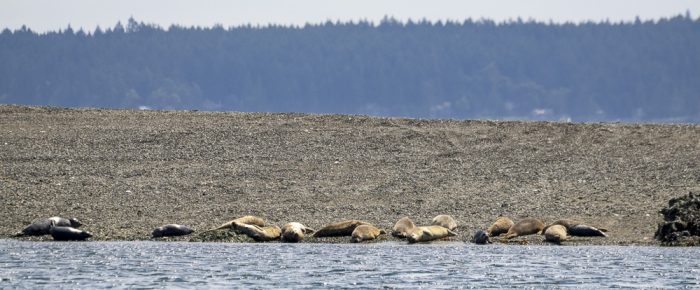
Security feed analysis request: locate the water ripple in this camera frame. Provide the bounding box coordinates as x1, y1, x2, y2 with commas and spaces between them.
1, 240, 700, 288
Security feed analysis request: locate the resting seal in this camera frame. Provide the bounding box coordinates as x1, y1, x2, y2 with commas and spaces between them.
431, 215, 458, 231
202, 215, 266, 233
152, 224, 194, 238
312, 220, 370, 237
15, 217, 83, 236
351, 225, 385, 243
544, 224, 568, 244
487, 216, 514, 237
49, 221, 92, 241
391, 217, 416, 238
281, 222, 315, 243
407, 226, 457, 243
543, 219, 608, 237
472, 230, 490, 244
504, 218, 545, 239
233, 222, 281, 242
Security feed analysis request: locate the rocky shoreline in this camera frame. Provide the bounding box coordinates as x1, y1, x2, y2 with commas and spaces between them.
1, 105, 699, 245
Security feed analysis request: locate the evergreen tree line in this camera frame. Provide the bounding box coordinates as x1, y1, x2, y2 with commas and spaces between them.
1, 16, 699, 122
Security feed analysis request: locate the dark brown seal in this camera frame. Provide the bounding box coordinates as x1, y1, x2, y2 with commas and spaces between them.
312, 220, 370, 237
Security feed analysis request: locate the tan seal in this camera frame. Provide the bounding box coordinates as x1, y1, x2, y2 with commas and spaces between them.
407, 226, 457, 243
504, 218, 545, 239
544, 224, 568, 244
233, 221, 281, 242
351, 224, 385, 243
202, 215, 266, 233
312, 220, 370, 237
281, 222, 315, 243
431, 215, 457, 231
487, 216, 514, 237
391, 217, 416, 238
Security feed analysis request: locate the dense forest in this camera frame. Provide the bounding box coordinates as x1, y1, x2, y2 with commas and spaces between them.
1, 15, 699, 122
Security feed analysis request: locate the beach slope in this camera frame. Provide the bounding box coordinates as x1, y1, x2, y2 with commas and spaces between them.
1, 105, 698, 244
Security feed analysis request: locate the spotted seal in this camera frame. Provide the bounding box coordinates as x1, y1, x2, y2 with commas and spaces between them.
152, 224, 194, 238
48, 221, 92, 241
15, 217, 83, 236
472, 230, 491, 244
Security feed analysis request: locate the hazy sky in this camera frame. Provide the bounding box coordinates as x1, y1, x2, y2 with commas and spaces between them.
2, 0, 699, 32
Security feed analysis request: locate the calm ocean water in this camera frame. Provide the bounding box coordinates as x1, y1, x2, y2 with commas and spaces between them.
1, 239, 699, 289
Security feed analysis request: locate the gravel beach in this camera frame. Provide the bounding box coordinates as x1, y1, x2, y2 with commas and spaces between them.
1, 105, 698, 245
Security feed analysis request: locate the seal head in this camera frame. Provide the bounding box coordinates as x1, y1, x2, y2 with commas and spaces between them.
472, 230, 490, 244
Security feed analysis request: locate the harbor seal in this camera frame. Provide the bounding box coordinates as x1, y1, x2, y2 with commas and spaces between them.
407, 226, 457, 243
391, 217, 416, 238
351, 225, 385, 243
49, 221, 92, 241
544, 224, 568, 244
312, 220, 370, 237
569, 224, 608, 237
504, 218, 545, 239
233, 222, 281, 242
15, 217, 83, 236
431, 215, 458, 231
281, 222, 315, 243
152, 224, 194, 238
472, 230, 491, 244
543, 219, 608, 237
487, 216, 514, 237
202, 215, 266, 233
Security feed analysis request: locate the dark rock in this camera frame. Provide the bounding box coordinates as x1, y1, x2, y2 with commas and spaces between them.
655, 192, 700, 246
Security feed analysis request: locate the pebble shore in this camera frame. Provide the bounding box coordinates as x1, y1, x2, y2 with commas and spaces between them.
1, 105, 698, 245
